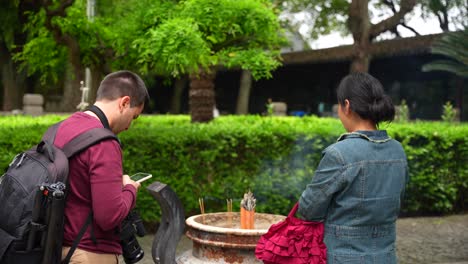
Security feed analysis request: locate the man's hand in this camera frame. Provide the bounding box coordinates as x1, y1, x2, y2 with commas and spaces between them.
123, 174, 141, 190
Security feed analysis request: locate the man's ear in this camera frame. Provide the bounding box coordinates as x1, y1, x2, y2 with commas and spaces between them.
119, 96, 131, 112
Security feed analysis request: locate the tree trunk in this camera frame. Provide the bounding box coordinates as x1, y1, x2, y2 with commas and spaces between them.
348, 0, 417, 73
0, 1, 40, 111
348, 0, 371, 73
2, 60, 20, 111
61, 60, 84, 112
42, 1, 84, 112
189, 70, 216, 123
89, 65, 106, 104
170, 76, 188, 114
1, 44, 25, 111
349, 42, 371, 73
235, 70, 252, 114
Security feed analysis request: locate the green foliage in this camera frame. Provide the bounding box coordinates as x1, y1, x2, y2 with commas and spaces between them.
133, 17, 214, 76
1, 115, 467, 224
0, 0, 21, 50
422, 28, 468, 77
11, 0, 283, 93
219, 48, 282, 79
51, 1, 105, 67
118, 115, 343, 220
133, 0, 286, 79
180, 0, 284, 49
441, 101, 457, 122
12, 9, 68, 84
12, 0, 102, 84
391, 122, 468, 214
110, 0, 178, 70
11, 0, 170, 85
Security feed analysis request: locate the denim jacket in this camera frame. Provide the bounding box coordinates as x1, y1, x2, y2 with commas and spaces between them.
298, 130, 408, 264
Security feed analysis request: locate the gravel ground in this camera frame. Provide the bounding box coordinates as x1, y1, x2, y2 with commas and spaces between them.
130, 213, 468, 264
396, 214, 468, 264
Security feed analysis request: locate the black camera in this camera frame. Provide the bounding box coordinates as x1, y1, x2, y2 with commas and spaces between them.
120, 210, 146, 264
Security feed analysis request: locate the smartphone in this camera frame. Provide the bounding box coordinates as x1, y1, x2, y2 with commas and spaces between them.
130, 172, 152, 183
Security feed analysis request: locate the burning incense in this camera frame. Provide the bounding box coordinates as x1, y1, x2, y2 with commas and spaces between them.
227, 199, 233, 212
240, 190, 256, 229
227, 198, 233, 228
199, 197, 205, 224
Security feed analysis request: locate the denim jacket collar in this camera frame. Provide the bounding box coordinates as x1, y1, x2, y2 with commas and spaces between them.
337, 130, 391, 143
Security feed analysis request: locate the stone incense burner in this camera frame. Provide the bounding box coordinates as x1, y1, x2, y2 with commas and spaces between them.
147, 182, 284, 264
177, 212, 285, 263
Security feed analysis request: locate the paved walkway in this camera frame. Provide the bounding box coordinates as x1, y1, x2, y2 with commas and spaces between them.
132, 213, 468, 264
395, 214, 468, 264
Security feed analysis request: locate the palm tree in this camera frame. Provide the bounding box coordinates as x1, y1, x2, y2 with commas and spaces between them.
422, 28, 468, 77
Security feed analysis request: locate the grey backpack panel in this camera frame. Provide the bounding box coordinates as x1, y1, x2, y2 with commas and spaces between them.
0, 123, 117, 264
0, 140, 68, 259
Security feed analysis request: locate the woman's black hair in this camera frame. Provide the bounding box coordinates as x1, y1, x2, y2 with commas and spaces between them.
336, 72, 395, 127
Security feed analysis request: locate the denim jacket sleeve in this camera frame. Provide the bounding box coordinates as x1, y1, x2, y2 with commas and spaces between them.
400, 165, 410, 205
298, 146, 345, 221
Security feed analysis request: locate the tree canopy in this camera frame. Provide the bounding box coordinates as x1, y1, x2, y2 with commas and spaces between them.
131, 0, 285, 122
276, 0, 467, 43
133, 0, 286, 80
5, 0, 284, 116
8, 0, 173, 110
420, 0, 468, 31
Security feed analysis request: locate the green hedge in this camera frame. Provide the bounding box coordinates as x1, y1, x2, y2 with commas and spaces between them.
0, 115, 467, 223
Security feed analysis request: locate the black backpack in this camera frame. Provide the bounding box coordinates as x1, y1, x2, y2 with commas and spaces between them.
0, 122, 118, 264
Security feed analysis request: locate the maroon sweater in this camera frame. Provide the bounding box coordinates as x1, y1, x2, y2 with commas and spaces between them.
54, 112, 136, 254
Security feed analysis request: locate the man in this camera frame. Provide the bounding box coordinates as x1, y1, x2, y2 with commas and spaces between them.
57, 70, 149, 263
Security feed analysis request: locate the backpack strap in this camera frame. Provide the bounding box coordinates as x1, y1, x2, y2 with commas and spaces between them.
61, 127, 118, 158
42, 122, 63, 143
43, 121, 119, 158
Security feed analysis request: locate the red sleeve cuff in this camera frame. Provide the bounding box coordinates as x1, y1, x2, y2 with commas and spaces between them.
123, 184, 137, 208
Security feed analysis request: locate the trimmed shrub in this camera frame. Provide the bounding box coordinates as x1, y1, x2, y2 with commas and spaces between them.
0, 115, 466, 223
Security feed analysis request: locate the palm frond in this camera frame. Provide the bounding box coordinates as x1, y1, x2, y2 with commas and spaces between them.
422, 59, 468, 77
423, 28, 468, 78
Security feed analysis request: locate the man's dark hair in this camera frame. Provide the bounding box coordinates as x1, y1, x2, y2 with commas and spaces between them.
337, 72, 395, 126
96, 70, 149, 107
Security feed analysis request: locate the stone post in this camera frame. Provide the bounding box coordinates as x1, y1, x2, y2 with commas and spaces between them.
23, 94, 44, 116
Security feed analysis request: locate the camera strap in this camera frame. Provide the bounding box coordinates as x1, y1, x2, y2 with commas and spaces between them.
62, 212, 95, 264
86, 105, 122, 147
87, 105, 111, 131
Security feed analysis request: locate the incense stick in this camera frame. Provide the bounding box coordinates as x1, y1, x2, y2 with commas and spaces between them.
226, 198, 232, 212
199, 197, 205, 224
227, 198, 233, 228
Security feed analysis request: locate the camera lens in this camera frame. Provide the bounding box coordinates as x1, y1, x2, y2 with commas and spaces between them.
122, 236, 144, 264
120, 210, 146, 264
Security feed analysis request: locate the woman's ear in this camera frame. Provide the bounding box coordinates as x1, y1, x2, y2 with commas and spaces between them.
343, 99, 351, 115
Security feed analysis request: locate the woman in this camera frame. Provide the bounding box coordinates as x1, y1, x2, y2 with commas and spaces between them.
298, 73, 408, 264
